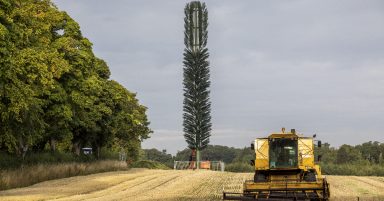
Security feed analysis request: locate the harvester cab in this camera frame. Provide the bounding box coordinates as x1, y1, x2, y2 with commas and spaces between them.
223, 128, 330, 201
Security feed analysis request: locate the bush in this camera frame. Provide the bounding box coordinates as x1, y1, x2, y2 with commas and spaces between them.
99, 149, 120, 160
0, 151, 81, 169
24, 152, 82, 164
142, 149, 174, 168
130, 160, 171, 170
174, 145, 243, 164
0, 152, 22, 169
321, 162, 384, 176
225, 162, 253, 173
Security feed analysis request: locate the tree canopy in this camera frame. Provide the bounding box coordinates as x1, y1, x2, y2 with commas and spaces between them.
0, 0, 151, 160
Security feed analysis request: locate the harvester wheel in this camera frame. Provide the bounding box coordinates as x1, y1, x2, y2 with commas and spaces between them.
254, 172, 267, 182
323, 178, 331, 200
304, 172, 316, 182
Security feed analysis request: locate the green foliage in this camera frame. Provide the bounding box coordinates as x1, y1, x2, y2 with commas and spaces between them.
315, 142, 337, 164
182, 1, 211, 152
174, 145, 254, 172
355, 141, 384, 163
175, 145, 252, 163
321, 162, 384, 176
0, 151, 80, 169
225, 162, 253, 173
173, 141, 384, 175
336, 144, 362, 164
130, 160, 171, 170
232, 147, 254, 163
175, 145, 239, 163
0, 0, 151, 165
143, 149, 174, 168
0, 0, 70, 156
318, 141, 384, 176
0, 148, 125, 170
200, 145, 240, 163
223, 147, 254, 172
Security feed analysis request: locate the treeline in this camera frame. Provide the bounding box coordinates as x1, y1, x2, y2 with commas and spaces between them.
142, 145, 254, 172
0, 0, 151, 163
318, 142, 384, 164
144, 141, 384, 175
318, 141, 384, 175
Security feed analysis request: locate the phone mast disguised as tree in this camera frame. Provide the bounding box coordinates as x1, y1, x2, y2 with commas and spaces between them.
182, 1, 211, 168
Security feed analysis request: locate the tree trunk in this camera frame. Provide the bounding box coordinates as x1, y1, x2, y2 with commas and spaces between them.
97, 145, 100, 159
196, 149, 200, 169
17, 136, 28, 160
72, 141, 81, 155
50, 138, 56, 152
21, 145, 28, 160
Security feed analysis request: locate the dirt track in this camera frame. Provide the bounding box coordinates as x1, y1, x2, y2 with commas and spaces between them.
0, 169, 384, 201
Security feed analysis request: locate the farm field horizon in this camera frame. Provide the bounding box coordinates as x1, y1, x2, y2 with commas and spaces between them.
1, 168, 384, 201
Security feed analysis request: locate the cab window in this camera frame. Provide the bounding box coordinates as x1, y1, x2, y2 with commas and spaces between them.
269, 138, 298, 168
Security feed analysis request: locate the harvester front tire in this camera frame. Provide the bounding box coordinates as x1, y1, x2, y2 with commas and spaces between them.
254, 172, 267, 182
304, 172, 316, 182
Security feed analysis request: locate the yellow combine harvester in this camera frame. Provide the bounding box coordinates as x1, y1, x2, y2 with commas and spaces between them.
223, 128, 330, 201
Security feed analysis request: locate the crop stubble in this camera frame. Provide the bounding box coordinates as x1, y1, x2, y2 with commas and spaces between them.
0, 169, 383, 201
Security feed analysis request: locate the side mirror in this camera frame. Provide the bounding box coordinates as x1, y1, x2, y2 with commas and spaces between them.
318, 141, 322, 148
251, 143, 254, 150
250, 160, 255, 166
317, 155, 322, 162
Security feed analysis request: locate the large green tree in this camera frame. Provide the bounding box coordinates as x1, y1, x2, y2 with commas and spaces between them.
182, 1, 212, 165
0, 0, 151, 160
0, 0, 70, 157
336, 144, 362, 164
107, 80, 151, 161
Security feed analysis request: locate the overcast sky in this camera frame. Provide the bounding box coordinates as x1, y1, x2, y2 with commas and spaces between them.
53, 0, 384, 154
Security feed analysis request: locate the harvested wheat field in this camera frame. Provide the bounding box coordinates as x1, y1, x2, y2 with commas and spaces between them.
0, 169, 384, 201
